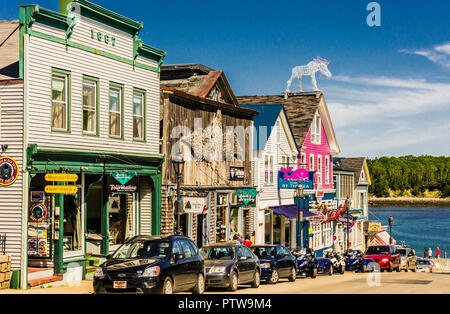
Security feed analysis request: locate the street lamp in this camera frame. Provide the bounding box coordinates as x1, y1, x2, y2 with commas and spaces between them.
173, 156, 185, 235
388, 216, 394, 245
295, 182, 305, 250
344, 198, 351, 253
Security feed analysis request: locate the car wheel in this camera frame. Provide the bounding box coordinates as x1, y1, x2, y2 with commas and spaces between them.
412, 266, 416, 272
268, 268, 279, 284
288, 267, 297, 282
310, 268, 317, 279
361, 265, 367, 273
340, 265, 345, 274
328, 266, 333, 276
396, 264, 401, 272
388, 263, 393, 272
228, 271, 238, 291
251, 270, 260, 288
160, 277, 173, 294
192, 273, 205, 294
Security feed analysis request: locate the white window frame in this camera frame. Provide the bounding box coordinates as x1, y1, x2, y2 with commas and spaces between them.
301, 153, 307, 169
109, 86, 122, 138
82, 79, 97, 135
133, 91, 145, 140
311, 114, 321, 144
264, 154, 274, 185
317, 155, 322, 185
325, 155, 330, 185
51, 72, 69, 131
276, 120, 281, 144
309, 154, 314, 172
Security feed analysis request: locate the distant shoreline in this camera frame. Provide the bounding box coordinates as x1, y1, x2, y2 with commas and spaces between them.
369, 197, 450, 207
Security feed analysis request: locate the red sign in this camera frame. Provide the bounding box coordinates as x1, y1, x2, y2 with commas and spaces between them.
29, 203, 48, 222
0, 156, 19, 186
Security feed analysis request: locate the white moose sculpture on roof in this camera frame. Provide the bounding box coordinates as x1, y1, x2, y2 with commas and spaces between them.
286, 56, 332, 92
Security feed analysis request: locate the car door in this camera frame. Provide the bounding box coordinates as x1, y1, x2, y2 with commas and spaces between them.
179, 238, 198, 288
243, 246, 257, 278
170, 239, 187, 291
275, 247, 288, 276
236, 246, 251, 282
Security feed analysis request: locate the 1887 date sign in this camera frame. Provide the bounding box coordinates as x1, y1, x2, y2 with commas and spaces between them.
107, 172, 139, 193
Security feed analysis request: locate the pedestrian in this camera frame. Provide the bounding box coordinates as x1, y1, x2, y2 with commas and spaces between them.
232, 234, 240, 244
243, 236, 253, 247
428, 247, 433, 259
436, 247, 441, 259
424, 247, 428, 259
444, 251, 447, 259
238, 232, 245, 244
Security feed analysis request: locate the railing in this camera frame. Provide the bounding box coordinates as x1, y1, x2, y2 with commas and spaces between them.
430, 258, 450, 273
0, 233, 5, 255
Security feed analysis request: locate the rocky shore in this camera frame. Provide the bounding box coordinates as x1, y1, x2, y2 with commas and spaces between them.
369, 197, 450, 207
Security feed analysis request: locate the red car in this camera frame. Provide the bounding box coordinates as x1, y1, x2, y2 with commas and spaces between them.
364, 245, 401, 272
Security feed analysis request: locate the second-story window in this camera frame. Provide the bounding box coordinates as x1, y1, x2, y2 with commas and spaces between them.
311, 114, 321, 144
51, 72, 69, 131
264, 155, 273, 185
325, 155, 330, 185
317, 155, 322, 185
82, 79, 97, 134
109, 85, 122, 138
133, 91, 145, 140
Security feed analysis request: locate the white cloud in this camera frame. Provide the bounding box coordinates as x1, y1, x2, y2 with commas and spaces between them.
400, 42, 450, 69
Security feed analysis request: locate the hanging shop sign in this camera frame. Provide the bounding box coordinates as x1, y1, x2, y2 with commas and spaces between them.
107, 172, 139, 193
278, 169, 313, 189
307, 213, 326, 225
29, 203, 48, 222
316, 188, 324, 203
230, 167, 245, 181
182, 197, 208, 214
0, 156, 19, 186
368, 222, 382, 233
45, 173, 78, 182
45, 185, 78, 194
337, 215, 358, 231
236, 189, 258, 207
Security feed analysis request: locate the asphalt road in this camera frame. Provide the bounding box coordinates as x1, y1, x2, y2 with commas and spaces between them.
1, 271, 449, 294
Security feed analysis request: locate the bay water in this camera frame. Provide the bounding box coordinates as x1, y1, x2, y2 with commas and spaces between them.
369, 206, 450, 258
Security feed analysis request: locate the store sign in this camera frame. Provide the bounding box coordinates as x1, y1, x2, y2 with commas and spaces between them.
338, 215, 358, 231
29, 203, 47, 222
107, 172, 139, 193
91, 29, 116, 46
368, 222, 382, 233
45, 185, 78, 194
316, 189, 324, 203
230, 167, 245, 181
45, 173, 78, 182
307, 214, 325, 225
236, 189, 258, 207
183, 197, 207, 214
0, 156, 19, 186
278, 169, 313, 189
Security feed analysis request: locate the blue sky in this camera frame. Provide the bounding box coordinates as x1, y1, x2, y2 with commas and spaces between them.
2, 0, 450, 158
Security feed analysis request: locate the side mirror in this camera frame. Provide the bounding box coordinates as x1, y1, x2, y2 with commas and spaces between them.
175, 254, 185, 262
106, 254, 112, 260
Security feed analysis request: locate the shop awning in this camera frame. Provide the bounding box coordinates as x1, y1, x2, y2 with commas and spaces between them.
370, 231, 396, 246
269, 205, 318, 220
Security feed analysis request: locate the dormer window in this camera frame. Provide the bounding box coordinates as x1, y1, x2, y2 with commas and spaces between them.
311, 114, 321, 144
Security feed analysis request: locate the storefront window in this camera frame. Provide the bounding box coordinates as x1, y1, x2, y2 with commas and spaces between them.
284, 219, 291, 248
109, 193, 134, 246
264, 210, 271, 244
63, 191, 82, 253
273, 214, 281, 245
216, 194, 228, 242
230, 206, 240, 239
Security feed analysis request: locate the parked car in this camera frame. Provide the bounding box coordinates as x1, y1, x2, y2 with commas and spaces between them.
396, 246, 417, 272
344, 249, 376, 273
292, 248, 318, 278
316, 256, 334, 275
200, 243, 260, 291
93, 235, 205, 294
416, 258, 433, 273
364, 245, 401, 272
251, 245, 297, 284
324, 250, 346, 274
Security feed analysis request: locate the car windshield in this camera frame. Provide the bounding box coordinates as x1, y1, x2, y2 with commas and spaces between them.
365, 246, 390, 255
417, 260, 430, 265
397, 248, 407, 256
112, 240, 170, 259
200, 246, 235, 260
252, 247, 277, 259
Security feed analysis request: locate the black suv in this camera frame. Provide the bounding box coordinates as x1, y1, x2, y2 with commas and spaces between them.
93, 235, 205, 294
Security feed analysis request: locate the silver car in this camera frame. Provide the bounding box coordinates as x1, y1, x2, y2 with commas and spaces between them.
416, 258, 433, 273
396, 246, 417, 272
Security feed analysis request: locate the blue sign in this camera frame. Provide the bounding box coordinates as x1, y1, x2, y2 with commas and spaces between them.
278, 171, 313, 189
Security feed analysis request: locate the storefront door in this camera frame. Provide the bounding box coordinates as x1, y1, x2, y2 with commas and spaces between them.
109, 193, 136, 251
63, 184, 84, 258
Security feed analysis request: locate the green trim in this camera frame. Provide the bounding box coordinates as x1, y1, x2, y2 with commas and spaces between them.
82, 75, 100, 137
26, 29, 160, 73
132, 87, 147, 142
102, 178, 109, 255
109, 82, 125, 140
151, 174, 162, 235
51, 67, 71, 134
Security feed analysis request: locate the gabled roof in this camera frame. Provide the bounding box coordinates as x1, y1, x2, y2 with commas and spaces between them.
339, 157, 371, 185
0, 20, 20, 80
240, 104, 298, 152
237, 92, 340, 154
161, 63, 238, 106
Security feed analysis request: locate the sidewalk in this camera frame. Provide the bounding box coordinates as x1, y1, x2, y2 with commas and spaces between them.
0, 280, 94, 294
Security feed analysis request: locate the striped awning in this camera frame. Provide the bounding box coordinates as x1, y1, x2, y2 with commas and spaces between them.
370, 231, 396, 246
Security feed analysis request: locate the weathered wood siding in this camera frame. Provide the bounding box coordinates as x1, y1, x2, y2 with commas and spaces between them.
26, 21, 160, 155
161, 93, 253, 187
0, 82, 24, 269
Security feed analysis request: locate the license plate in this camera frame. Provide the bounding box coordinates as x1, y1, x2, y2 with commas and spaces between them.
113, 281, 127, 289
